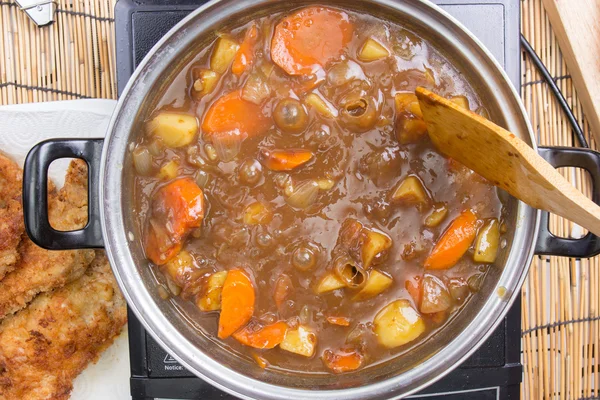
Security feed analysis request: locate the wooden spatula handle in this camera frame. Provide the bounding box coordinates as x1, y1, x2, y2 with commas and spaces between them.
416, 87, 600, 238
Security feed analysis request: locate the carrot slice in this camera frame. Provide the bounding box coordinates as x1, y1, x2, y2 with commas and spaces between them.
145, 178, 204, 265
232, 24, 259, 76
259, 149, 313, 171
424, 210, 478, 270
271, 6, 353, 76
251, 352, 270, 369
232, 320, 288, 349
273, 274, 293, 308
326, 316, 351, 326
202, 90, 271, 140
218, 269, 255, 339
322, 348, 364, 373
405, 277, 422, 307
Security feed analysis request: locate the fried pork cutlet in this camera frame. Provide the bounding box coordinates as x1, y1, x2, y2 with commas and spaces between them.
48, 158, 89, 231
0, 160, 95, 319
0, 154, 24, 280
0, 251, 127, 400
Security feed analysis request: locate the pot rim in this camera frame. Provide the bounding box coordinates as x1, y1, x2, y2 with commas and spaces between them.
100, 0, 538, 398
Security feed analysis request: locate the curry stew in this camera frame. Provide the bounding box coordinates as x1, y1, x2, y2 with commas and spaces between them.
131, 5, 506, 374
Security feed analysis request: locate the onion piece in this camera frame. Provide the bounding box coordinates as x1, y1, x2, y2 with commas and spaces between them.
132, 146, 153, 176
299, 305, 311, 325
195, 170, 210, 187
211, 131, 243, 162
468, 272, 485, 292
346, 323, 368, 345
473, 219, 500, 263
165, 276, 182, 296
157, 285, 170, 300
242, 71, 271, 105
204, 144, 218, 161
285, 179, 319, 209
448, 278, 469, 302
420, 275, 452, 314
327, 60, 366, 87
147, 138, 165, 156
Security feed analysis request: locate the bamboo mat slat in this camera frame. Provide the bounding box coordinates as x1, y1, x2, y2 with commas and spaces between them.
521, 0, 599, 399
0, 0, 599, 398
0, 0, 116, 103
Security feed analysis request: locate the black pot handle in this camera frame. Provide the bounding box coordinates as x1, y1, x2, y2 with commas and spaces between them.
534, 146, 600, 257
23, 139, 105, 249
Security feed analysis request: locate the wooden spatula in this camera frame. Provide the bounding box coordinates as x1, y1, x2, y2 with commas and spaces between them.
415, 87, 600, 237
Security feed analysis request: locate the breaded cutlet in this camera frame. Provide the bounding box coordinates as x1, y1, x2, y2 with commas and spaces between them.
0, 154, 24, 281
0, 160, 95, 319
0, 250, 127, 400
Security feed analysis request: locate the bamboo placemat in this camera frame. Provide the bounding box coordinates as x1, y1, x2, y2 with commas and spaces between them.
0, 0, 598, 398
0, 0, 116, 103
521, 0, 599, 398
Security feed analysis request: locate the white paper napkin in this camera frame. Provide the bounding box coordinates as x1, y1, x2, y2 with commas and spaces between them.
0, 99, 130, 400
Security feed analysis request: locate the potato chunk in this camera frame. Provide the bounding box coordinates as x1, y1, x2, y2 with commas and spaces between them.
192, 69, 220, 99
316, 272, 346, 294
147, 112, 198, 148
449, 95, 470, 110
157, 160, 179, 181
373, 299, 425, 348
394, 92, 423, 118
210, 36, 240, 74
424, 203, 448, 228
361, 229, 392, 268
304, 92, 337, 118
196, 271, 228, 311
280, 325, 317, 357
243, 202, 273, 225
394, 91, 427, 144
352, 270, 393, 301
317, 178, 336, 190
391, 175, 430, 210
396, 117, 428, 144
358, 38, 390, 61
163, 250, 194, 286
473, 219, 500, 263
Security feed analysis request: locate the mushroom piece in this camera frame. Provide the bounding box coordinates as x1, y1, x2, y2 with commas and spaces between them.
333, 255, 367, 289
274, 98, 309, 133
339, 93, 378, 132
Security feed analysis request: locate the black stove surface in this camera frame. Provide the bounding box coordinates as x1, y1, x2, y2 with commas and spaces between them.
115, 1, 522, 398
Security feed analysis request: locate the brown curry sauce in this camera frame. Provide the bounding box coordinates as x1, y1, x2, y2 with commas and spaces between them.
131, 5, 506, 373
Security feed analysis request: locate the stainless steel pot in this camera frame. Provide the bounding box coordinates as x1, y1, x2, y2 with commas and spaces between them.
22, 0, 600, 398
